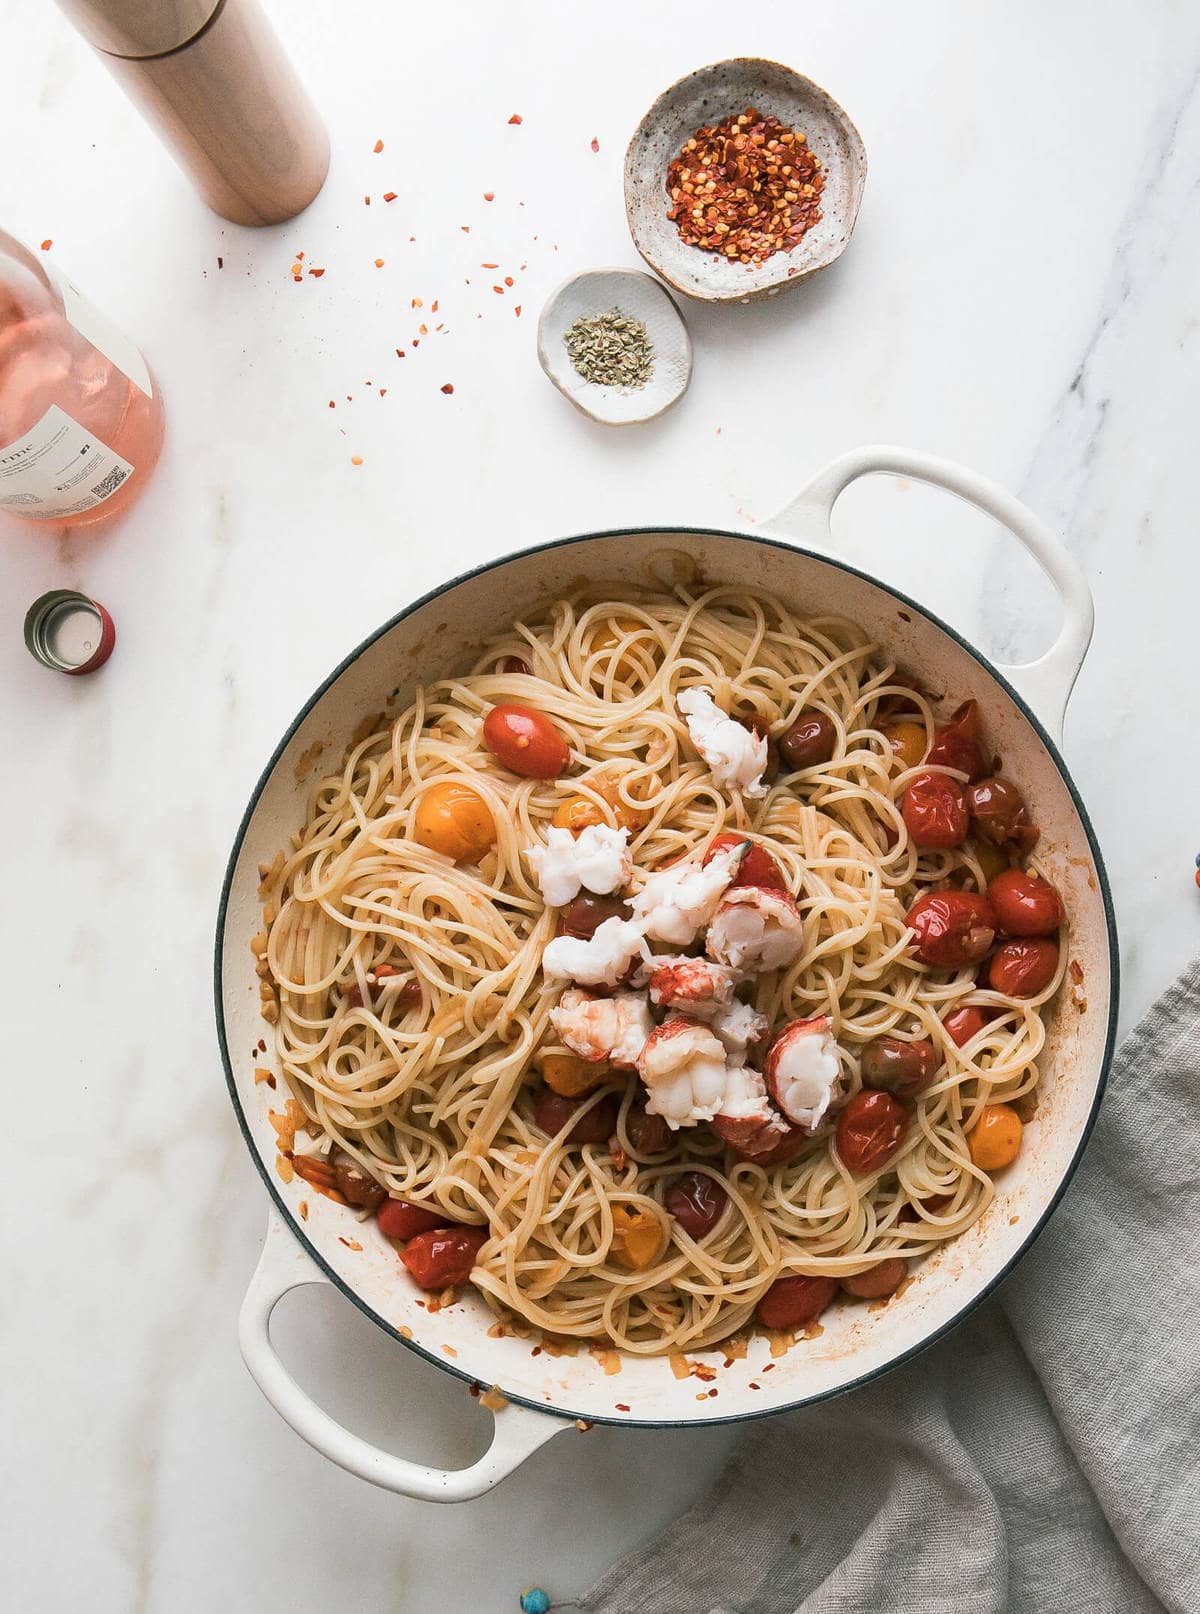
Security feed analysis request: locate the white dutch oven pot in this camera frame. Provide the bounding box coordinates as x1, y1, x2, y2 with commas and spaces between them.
217, 446, 1118, 1501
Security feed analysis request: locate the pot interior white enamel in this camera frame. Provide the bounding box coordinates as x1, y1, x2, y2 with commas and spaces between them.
218, 527, 1117, 1428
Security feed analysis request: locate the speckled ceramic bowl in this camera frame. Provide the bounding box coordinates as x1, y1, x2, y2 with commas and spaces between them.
625, 58, 867, 303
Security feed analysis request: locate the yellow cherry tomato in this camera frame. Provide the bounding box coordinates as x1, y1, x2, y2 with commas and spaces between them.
412, 780, 496, 863
611, 1204, 663, 1270
539, 1050, 608, 1098
968, 1103, 1023, 1171
552, 796, 606, 835
973, 837, 1011, 885
594, 770, 649, 831
882, 720, 928, 772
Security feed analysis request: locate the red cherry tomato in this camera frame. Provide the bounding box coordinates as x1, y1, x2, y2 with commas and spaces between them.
841, 1257, 907, 1299
499, 655, 532, 676
704, 830, 787, 891
942, 1004, 995, 1048
987, 868, 1065, 937
482, 704, 570, 778
925, 699, 986, 782
665, 1172, 727, 1239
626, 1104, 671, 1156
901, 772, 970, 849
860, 1037, 938, 1099
756, 1274, 839, 1331
905, 890, 997, 967
377, 1198, 454, 1240
777, 711, 836, 771
558, 892, 628, 939
988, 938, 1060, 998
966, 776, 1038, 851
534, 1087, 618, 1145
400, 1226, 487, 1290
836, 1090, 909, 1174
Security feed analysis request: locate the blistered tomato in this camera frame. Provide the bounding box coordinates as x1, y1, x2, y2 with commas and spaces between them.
968, 1103, 1023, 1170
841, 1257, 907, 1299
401, 1226, 487, 1290
905, 890, 997, 967
860, 1037, 938, 1099
704, 830, 787, 890
412, 781, 496, 862
965, 776, 1040, 853
558, 892, 627, 940
756, 1274, 839, 1330
836, 1090, 909, 1174
483, 704, 570, 778
988, 938, 1060, 998
665, 1172, 727, 1239
987, 868, 1065, 937
777, 711, 836, 770
942, 1004, 995, 1048
534, 1088, 618, 1145
926, 700, 986, 781
882, 721, 927, 772
902, 772, 970, 849
377, 1198, 453, 1240
626, 1103, 672, 1156
539, 1050, 609, 1097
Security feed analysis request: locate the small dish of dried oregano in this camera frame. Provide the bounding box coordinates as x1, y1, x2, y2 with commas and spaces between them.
536, 267, 692, 425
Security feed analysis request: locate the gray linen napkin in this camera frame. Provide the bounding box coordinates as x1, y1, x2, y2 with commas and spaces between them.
583, 962, 1200, 1614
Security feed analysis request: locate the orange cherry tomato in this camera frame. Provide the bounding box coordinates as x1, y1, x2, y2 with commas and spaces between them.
483, 704, 570, 778
401, 1226, 487, 1290
972, 836, 1011, 885
412, 780, 496, 862
902, 771, 970, 849
988, 938, 1059, 998
704, 830, 787, 890
611, 1204, 663, 1270
942, 1004, 995, 1048
968, 1103, 1023, 1171
882, 720, 927, 772
836, 1090, 909, 1174
905, 890, 997, 967
925, 699, 986, 781
553, 795, 606, 834
841, 1257, 907, 1299
539, 1050, 609, 1098
756, 1274, 839, 1330
987, 868, 1065, 937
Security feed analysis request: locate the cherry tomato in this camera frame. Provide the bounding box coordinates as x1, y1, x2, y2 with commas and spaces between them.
412, 780, 496, 862
729, 1120, 810, 1168
836, 1089, 909, 1174
968, 1103, 1023, 1170
777, 711, 836, 771
988, 938, 1060, 998
905, 890, 997, 968
972, 836, 1011, 885
401, 1226, 487, 1290
882, 721, 927, 772
987, 868, 1065, 937
331, 1148, 387, 1210
558, 892, 627, 940
483, 703, 570, 779
626, 1104, 671, 1156
756, 1274, 839, 1331
860, 1037, 938, 1099
534, 1087, 618, 1145
902, 772, 970, 849
552, 795, 606, 835
665, 1172, 727, 1239
500, 655, 532, 676
841, 1257, 907, 1299
965, 776, 1039, 852
704, 830, 787, 891
925, 699, 986, 782
539, 1050, 609, 1097
377, 1198, 454, 1240
942, 1004, 995, 1048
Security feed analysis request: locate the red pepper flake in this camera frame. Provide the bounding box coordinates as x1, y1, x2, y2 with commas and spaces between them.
508, 114, 523, 125
328, 400, 335, 408
373, 139, 384, 153
461, 225, 470, 233
440, 383, 454, 394
374, 258, 385, 268
431, 300, 439, 313
418, 323, 428, 335
514, 305, 522, 317
493, 285, 504, 294
395, 349, 405, 358
615, 1403, 630, 1412
351, 455, 363, 466
411, 297, 423, 308
296, 251, 304, 261
481, 262, 499, 269
483, 191, 495, 202
503, 276, 514, 287
40, 239, 53, 251
383, 191, 397, 203
590, 136, 600, 153
308, 267, 325, 277
468, 1381, 480, 1397
217, 256, 224, 269
364, 195, 370, 205
749, 1381, 761, 1390
412, 338, 419, 347
434, 323, 444, 332
379, 388, 387, 397
258, 1039, 266, 1052
762, 1362, 776, 1372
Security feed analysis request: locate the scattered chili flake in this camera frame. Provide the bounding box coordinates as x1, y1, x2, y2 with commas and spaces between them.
461, 224, 470, 232
514, 305, 522, 317
442, 1344, 458, 1358
440, 383, 454, 394
373, 138, 384, 153
508, 113, 523, 125
296, 251, 304, 261
504, 276, 514, 287
749, 1381, 761, 1391
431, 299, 439, 312
469, 1381, 480, 1397
253, 1066, 273, 1084
493, 285, 504, 294
434, 323, 444, 332
383, 191, 397, 203
412, 338, 419, 347
374, 258, 385, 268
364, 194, 370, 205
217, 256, 224, 269
666, 107, 825, 266
419, 323, 428, 334
379, 388, 387, 396
338, 1236, 363, 1251
590, 136, 599, 153
351, 455, 364, 465
481, 262, 499, 268
615, 1403, 630, 1412
483, 191, 495, 201
258, 1038, 266, 1052
395, 349, 405, 358
412, 296, 423, 307
299, 1200, 309, 1220
308, 267, 325, 277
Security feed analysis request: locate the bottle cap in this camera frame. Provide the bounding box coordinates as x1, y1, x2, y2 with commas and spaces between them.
24, 590, 117, 675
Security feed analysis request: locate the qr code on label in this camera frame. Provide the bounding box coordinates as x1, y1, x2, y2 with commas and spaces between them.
91, 465, 129, 501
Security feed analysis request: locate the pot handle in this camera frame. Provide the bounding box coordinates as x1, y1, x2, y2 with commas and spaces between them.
239, 1211, 567, 1499
769, 445, 1094, 742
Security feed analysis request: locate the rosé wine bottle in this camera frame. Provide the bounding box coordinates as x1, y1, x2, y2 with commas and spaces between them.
0, 229, 164, 529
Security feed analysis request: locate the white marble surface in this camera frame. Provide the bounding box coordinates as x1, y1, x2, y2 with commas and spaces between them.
4, 2, 1200, 1609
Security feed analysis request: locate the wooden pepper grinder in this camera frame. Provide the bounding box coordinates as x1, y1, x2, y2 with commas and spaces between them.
55, 0, 330, 226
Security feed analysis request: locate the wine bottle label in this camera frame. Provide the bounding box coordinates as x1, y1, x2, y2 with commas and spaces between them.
49, 268, 153, 399
0, 404, 135, 520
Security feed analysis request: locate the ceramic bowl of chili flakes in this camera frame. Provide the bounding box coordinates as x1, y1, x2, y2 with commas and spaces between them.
625, 58, 867, 304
